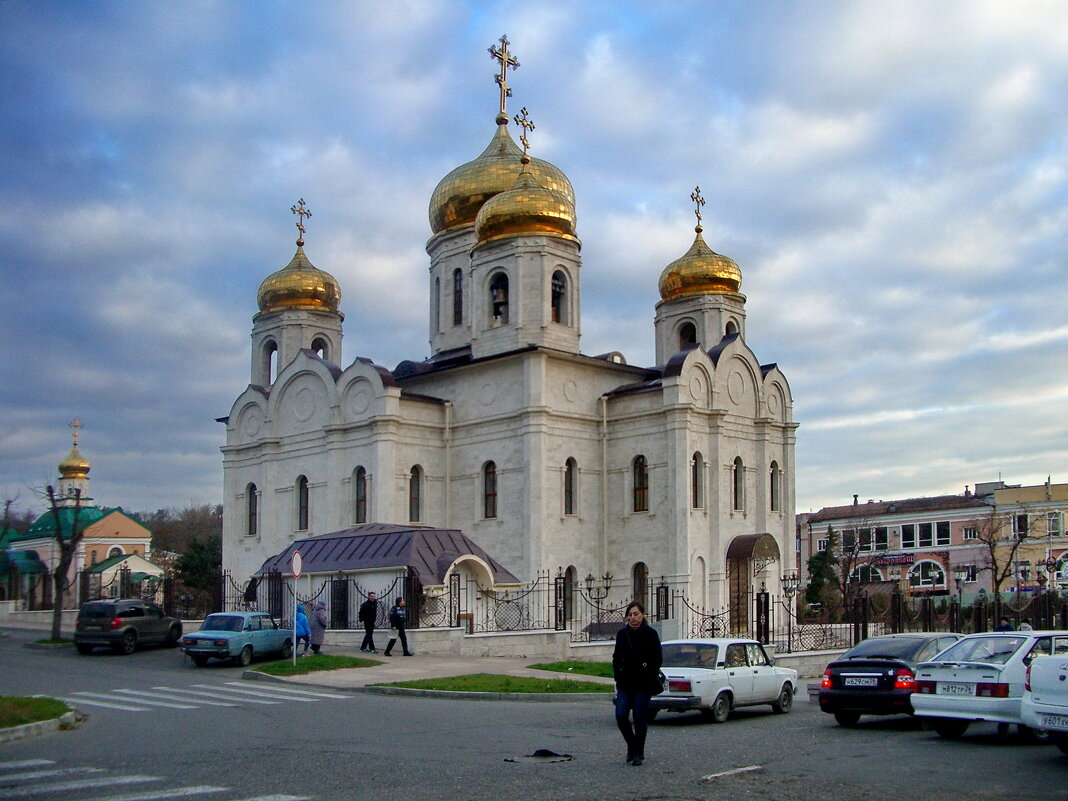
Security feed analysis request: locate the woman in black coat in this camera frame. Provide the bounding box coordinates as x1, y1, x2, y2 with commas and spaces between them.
612, 600, 662, 766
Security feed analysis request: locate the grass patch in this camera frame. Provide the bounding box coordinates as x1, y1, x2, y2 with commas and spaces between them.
374, 672, 613, 693
0, 697, 70, 728
527, 660, 613, 678
255, 654, 379, 676
35, 638, 73, 645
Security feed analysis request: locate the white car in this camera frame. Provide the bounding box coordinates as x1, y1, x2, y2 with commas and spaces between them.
649, 638, 797, 723
912, 630, 1068, 740
1022, 653, 1068, 755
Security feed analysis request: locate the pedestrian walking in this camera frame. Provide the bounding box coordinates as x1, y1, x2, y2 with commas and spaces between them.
1018, 617, 1033, 631
358, 592, 379, 653
612, 600, 662, 767
994, 616, 1014, 631
309, 599, 329, 654
294, 604, 311, 656
384, 597, 413, 656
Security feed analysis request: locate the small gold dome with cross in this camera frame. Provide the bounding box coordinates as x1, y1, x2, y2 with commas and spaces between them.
658, 226, 742, 300
58, 444, 90, 479
257, 245, 341, 314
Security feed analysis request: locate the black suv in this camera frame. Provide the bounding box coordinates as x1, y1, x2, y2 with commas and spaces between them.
74, 599, 182, 655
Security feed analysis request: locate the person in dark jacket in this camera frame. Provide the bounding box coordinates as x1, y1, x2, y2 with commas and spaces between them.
309, 600, 328, 654
294, 604, 311, 656
384, 597, 413, 656
358, 592, 379, 653
612, 600, 662, 766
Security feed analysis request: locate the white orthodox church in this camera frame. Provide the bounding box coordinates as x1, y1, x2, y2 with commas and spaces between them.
221, 39, 796, 623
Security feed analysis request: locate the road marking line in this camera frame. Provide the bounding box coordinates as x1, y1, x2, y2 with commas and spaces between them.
700, 765, 764, 782
148, 687, 238, 706
2, 774, 158, 798
84, 785, 228, 801
215, 683, 317, 701
188, 685, 280, 704
0, 766, 103, 784
232, 685, 350, 699
55, 696, 150, 712
229, 796, 314, 801
110, 690, 199, 709
0, 760, 54, 770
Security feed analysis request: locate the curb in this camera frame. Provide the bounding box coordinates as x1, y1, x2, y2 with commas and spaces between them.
0, 711, 79, 744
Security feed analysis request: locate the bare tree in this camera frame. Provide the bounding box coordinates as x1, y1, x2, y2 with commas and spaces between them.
45, 485, 84, 641
968, 506, 1036, 602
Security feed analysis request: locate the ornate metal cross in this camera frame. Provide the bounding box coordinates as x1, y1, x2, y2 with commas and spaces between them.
690, 186, 705, 226
68, 416, 82, 446
291, 198, 312, 242
489, 35, 519, 116
513, 107, 535, 154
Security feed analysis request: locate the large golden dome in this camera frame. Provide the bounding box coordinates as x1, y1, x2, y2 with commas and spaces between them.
474, 157, 577, 245
58, 445, 90, 479
658, 226, 742, 300
257, 243, 341, 315
429, 115, 574, 235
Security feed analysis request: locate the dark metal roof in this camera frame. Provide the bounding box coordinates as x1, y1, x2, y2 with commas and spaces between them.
807, 494, 990, 523
255, 522, 520, 584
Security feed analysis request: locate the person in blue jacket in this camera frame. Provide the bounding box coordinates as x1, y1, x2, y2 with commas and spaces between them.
294, 604, 311, 656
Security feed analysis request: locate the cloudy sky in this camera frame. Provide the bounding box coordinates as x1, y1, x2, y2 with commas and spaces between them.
2, 0, 1066, 519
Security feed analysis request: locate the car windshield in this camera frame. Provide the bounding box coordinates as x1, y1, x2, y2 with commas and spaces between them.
662, 643, 719, 668
79, 602, 115, 619
932, 635, 1026, 665
844, 637, 926, 660
202, 614, 244, 632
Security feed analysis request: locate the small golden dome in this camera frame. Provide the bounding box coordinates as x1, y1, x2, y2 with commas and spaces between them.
474, 158, 577, 244
429, 116, 574, 235
58, 445, 90, 479
257, 243, 341, 314
658, 226, 742, 300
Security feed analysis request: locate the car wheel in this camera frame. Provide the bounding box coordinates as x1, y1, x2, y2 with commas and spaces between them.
702, 693, 731, 724
281, 639, 293, 659
165, 626, 181, 648
1017, 724, 1051, 744
834, 711, 861, 727
191, 655, 209, 667
772, 685, 793, 714
114, 630, 137, 655
1050, 732, 1068, 756
75, 643, 95, 655
234, 645, 253, 667
932, 718, 969, 739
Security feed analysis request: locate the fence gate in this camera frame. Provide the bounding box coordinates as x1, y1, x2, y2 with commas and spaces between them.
330, 577, 349, 629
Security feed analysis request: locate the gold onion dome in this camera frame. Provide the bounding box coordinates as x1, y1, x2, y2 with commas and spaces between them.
475, 155, 577, 244
658, 225, 742, 300
257, 241, 341, 315
429, 115, 574, 235
58, 445, 90, 478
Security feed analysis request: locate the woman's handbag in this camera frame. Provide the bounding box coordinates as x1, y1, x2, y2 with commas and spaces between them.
649, 670, 666, 696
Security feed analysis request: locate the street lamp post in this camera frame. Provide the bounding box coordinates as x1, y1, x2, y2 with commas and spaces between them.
952, 566, 968, 633
584, 572, 613, 625
780, 572, 801, 653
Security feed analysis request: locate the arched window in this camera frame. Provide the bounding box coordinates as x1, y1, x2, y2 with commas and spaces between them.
632, 562, 649, 606
909, 560, 946, 589
851, 564, 884, 584
354, 467, 367, 524
691, 452, 704, 508
551, 270, 567, 324
563, 458, 577, 515
770, 461, 781, 512
108, 546, 123, 559
725, 319, 739, 336
297, 475, 309, 530
563, 565, 576, 620
246, 482, 258, 537
732, 457, 745, 511
409, 465, 422, 522
632, 455, 649, 513
679, 322, 697, 350
262, 339, 278, 385
452, 268, 463, 326
490, 272, 509, 324
311, 336, 328, 360
483, 461, 497, 519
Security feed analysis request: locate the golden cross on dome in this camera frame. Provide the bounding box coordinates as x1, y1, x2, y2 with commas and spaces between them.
68, 416, 82, 446
489, 35, 519, 117
690, 186, 705, 227
291, 198, 312, 244
513, 107, 535, 154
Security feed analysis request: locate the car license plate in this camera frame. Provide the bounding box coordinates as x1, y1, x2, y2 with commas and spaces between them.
843, 677, 879, 687
1041, 713, 1068, 730
939, 682, 973, 695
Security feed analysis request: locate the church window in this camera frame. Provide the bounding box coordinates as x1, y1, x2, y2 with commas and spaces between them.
732, 457, 745, 511
725, 319, 739, 336
679, 322, 697, 350
563, 565, 576, 620
246, 482, 258, 537
453, 269, 463, 326
354, 467, 367, 524
262, 339, 279, 385
483, 461, 498, 519
409, 466, 422, 522
490, 272, 509, 324
691, 452, 704, 508
551, 271, 567, 324
632, 455, 649, 513
564, 458, 577, 515
109, 546, 123, 559
297, 475, 309, 530
632, 562, 649, 607
311, 336, 328, 360
770, 461, 781, 512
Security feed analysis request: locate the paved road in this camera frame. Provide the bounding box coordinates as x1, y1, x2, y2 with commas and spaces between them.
3, 628, 1067, 801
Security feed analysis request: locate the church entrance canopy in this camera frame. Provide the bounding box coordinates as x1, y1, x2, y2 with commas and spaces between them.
726, 532, 781, 635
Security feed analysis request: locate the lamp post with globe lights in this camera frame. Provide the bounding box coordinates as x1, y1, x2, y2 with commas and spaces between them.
780, 572, 802, 653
